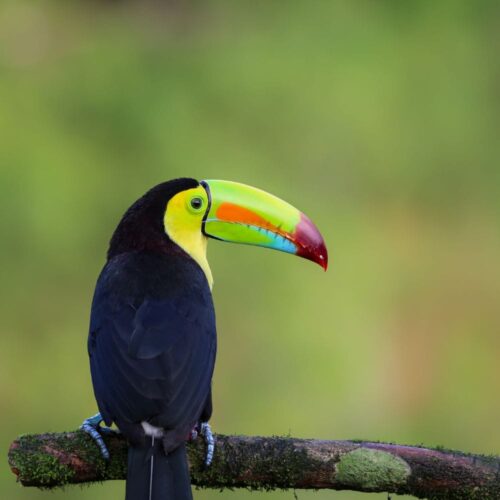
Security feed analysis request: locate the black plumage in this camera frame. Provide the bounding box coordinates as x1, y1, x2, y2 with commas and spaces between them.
87, 179, 216, 500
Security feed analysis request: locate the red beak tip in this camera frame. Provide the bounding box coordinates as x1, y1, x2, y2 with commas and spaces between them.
295, 214, 328, 271
318, 254, 328, 271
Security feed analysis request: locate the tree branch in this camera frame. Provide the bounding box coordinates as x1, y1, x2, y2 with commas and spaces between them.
8, 430, 500, 498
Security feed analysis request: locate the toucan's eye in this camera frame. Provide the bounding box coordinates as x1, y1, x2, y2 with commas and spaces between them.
190, 197, 204, 211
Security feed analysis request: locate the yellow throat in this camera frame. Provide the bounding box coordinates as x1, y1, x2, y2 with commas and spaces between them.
164, 187, 213, 289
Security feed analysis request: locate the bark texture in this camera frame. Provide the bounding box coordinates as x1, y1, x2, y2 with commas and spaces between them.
8, 431, 500, 499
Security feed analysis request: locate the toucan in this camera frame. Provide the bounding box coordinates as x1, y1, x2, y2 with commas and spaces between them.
82, 178, 327, 500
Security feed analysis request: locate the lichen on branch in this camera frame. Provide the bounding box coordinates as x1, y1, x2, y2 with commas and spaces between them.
8, 431, 500, 499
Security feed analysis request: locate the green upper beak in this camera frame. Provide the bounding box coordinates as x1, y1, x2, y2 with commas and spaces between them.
200, 180, 328, 270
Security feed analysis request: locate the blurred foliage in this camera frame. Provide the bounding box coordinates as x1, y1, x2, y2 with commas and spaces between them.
1, 1, 499, 499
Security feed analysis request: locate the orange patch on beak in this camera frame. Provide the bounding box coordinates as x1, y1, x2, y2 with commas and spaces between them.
216, 202, 288, 237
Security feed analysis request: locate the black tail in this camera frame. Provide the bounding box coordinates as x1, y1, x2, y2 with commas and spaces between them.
125, 438, 193, 500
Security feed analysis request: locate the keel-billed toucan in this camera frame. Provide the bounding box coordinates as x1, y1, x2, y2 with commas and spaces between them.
83, 178, 327, 500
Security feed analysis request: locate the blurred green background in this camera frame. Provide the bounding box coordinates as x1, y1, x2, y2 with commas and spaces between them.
1, 1, 499, 499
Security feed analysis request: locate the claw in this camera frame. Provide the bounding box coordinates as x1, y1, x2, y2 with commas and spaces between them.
189, 427, 199, 441
199, 422, 215, 466
80, 413, 114, 460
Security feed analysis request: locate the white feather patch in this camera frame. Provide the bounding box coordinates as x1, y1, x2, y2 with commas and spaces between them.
142, 421, 164, 438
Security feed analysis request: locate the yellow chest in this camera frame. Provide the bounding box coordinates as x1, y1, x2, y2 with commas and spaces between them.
167, 225, 213, 289
163, 190, 214, 289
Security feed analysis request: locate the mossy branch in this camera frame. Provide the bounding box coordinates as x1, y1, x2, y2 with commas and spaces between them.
8, 431, 500, 499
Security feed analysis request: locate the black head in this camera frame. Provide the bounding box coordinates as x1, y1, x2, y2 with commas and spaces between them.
107, 178, 199, 260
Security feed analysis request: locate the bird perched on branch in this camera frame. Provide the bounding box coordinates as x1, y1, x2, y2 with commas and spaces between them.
81, 178, 327, 500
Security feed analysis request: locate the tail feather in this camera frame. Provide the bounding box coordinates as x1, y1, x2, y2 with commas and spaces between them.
125, 439, 192, 500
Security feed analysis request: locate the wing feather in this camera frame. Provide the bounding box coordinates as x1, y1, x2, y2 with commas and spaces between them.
88, 253, 216, 434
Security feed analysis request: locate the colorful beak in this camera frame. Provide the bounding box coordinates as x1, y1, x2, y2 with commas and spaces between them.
201, 180, 328, 270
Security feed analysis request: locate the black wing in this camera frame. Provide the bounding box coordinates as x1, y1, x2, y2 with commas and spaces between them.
88, 252, 216, 438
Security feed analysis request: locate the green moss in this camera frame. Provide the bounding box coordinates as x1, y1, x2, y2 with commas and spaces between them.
9, 431, 128, 488
10, 445, 75, 487
189, 435, 316, 492
336, 448, 410, 491
72, 430, 127, 481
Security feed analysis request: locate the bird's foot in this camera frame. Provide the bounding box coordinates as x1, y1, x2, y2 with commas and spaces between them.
188, 426, 199, 441
80, 413, 117, 460
199, 422, 215, 466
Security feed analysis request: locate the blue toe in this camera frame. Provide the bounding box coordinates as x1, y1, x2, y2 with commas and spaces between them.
80, 413, 110, 460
